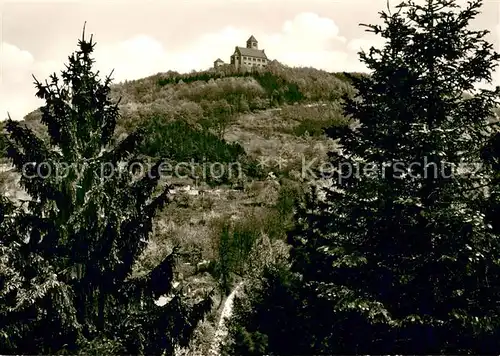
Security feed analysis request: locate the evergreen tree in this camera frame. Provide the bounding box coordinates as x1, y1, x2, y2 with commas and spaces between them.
0, 26, 212, 355
285, 0, 500, 353
222, 187, 322, 355
0, 122, 7, 158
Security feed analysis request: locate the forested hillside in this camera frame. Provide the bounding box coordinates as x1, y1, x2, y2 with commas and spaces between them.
0, 34, 354, 355
2, 0, 500, 354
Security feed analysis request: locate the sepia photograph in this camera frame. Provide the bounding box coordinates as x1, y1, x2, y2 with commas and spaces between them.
1, 0, 500, 354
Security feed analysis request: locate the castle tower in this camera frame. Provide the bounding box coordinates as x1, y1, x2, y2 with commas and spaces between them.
246, 35, 258, 49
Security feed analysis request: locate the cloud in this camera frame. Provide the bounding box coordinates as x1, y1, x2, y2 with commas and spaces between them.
0, 43, 38, 120
0, 42, 63, 120
260, 13, 356, 71
1, 42, 35, 85
91, 10, 365, 81
92, 35, 172, 82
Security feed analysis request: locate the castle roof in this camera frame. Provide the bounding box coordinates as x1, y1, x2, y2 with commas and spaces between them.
214, 58, 224, 62
235, 46, 267, 59
247, 35, 257, 42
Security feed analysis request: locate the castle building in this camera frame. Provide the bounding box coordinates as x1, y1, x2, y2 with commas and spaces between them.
213, 58, 225, 68
213, 35, 269, 70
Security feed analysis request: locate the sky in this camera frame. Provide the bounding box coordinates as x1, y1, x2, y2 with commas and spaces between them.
0, 0, 499, 121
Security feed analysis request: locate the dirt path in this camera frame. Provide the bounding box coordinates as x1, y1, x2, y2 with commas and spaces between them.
209, 281, 245, 356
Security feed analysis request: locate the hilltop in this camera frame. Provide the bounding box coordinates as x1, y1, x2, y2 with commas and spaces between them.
2, 61, 360, 169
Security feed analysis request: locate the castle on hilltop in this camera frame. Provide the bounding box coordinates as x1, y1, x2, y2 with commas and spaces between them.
213, 35, 269, 70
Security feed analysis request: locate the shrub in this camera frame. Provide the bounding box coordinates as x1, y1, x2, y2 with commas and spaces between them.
0, 126, 6, 158
140, 116, 246, 163
280, 103, 350, 137
222, 262, 304, 356
210, 214, 264, 294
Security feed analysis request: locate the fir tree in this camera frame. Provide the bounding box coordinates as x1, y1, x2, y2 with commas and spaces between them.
222, 187, 321, 355
0, 26, 212, 355
0, 123, 6, 158
286, 0, 500, 353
